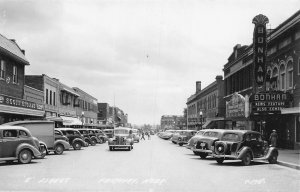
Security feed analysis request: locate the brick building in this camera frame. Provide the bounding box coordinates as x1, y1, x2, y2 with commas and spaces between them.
0, 34, 44, 124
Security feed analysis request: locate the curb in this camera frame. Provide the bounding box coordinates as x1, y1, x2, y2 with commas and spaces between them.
277, 161, 300, 170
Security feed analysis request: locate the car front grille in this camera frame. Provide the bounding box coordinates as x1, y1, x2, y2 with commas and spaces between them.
196, 141, 208, 149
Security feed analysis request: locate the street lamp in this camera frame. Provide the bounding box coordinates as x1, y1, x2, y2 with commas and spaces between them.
199, 111, 203, 130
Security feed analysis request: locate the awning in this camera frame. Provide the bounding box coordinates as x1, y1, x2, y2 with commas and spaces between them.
61, 88, 80, 97
281, 107, 300, 114
60, 116, 82, 126
46, 116, 63, 122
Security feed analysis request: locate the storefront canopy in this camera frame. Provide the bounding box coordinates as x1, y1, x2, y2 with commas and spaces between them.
60, 116, 82, 126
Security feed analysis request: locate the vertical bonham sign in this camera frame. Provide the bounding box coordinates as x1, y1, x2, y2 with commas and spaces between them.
252, 14, 269, 87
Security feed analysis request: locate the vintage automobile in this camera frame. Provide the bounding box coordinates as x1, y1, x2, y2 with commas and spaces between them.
0, 126, 42, 164
212, 130, 278, 166
108, 127, 134, 151
75, 128, 97, 146
131, 128, 140, 143
177, 130, 197, 146
54, 129, 69, 142
4, 120, 71, 156
56, 128, 88, 150
186, 130, 206, 151
87, 129, 106, 144
103, 129, 114, 138
192, 129, 226, 159
159, 130, 176, 140
170, 130, 182, 144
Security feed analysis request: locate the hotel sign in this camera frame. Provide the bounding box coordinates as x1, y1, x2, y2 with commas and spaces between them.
250, 92, 291, 114
252, 14, 269, 87
0, 94, 44, 111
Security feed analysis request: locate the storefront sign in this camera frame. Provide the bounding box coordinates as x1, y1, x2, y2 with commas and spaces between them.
0, 94, 44, 111
252, 14, 269, 87
226, 93, 246, 118
250, 91, 291, 114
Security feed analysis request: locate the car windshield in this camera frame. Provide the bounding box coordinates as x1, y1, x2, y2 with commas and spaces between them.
222, 133, 241, 142
114, 129, 129, 135
203, 131, 219, 137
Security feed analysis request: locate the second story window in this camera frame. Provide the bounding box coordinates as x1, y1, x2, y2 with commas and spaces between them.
53, 92, 56, 106
12, 65, 18, 83
0, 60, 5, 79
50, 90, 52, 105
46, 89, 49, 104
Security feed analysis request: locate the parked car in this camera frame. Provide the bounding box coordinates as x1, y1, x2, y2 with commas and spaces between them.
131, 128, 140, 143
186, 130, 206, 151
4, 120, 70, 156
212, 130, 278, 166
170, 130, 182, 144
54, 129, 69, 142
108, 127, 134, 151
75, 128, 97, 146
192, 129, 226, 159
87, 129, 105, 144
159, 130, 176, 140
103, 129, 114, 138
90, 129, 108, 143
56, 128, 87, 150
0, 126, 42, 164
177, 130, 197, 146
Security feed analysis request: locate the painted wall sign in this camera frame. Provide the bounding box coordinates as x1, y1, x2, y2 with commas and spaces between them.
0, 94, 44, 111
226, 93, 246, 118
250, 91, 291, 114
252, 14, 269, 87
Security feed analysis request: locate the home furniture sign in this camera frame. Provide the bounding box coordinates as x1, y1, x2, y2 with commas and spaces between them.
0, 94, 44, 111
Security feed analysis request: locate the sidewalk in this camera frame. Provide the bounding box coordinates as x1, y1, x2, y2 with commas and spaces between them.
277, 149, 300, 170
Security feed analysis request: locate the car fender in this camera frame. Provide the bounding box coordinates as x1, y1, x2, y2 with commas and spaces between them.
265, 147, 278, 159
16, 143, 41, 158
73, 138, 86, 146
237, 146, 253, 160
91, 136, 99, 142
54, 139, 71, 150
39, 140, 49, 154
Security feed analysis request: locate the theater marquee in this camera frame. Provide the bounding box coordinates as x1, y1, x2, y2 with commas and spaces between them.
250, 92, 291, 114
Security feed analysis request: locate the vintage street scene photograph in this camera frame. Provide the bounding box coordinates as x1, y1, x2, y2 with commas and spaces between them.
0, 0, 299, 191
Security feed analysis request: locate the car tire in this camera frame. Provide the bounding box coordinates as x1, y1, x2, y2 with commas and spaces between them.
179, 143, 183, 146
216, 158, 224, 164
73, 141, 82, 150
54, 144, 64, 155
91, 139, 97, 146
199, 153, 208, 159
268, 153, 278, 164
172, 141, 176, 144
99, 138, 104, 144
18, 149, 32, 164
109, 146, 112, 151
241, 152, 252, 166
128, 146, 131, 151
40, 145, 47, 159
193, 151, 200, 155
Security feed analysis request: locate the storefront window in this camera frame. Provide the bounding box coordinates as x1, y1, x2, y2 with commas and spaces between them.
280, 64, 286, 90
287, 61, 293, 89
0, 60, 5, 79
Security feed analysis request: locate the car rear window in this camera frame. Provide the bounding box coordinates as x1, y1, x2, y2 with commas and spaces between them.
222, 133, 241, 142
203, 131, 219, 137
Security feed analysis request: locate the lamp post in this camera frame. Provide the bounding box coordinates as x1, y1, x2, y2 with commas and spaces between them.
199, 111, 203, 130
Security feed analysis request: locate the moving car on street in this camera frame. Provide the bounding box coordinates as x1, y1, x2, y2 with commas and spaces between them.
213, 130, 278, 166
0, 126, 42, 164
108, 127, 134, 151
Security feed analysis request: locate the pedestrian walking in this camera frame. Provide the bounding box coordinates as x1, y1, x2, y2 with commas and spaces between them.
147, 132, 151, 140
141, 132, 145, 140
269, 130, 278, 147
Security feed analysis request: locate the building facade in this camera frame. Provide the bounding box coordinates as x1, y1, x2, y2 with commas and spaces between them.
186, 76, 226, 130
0, 35, 44, 124
97, 103, 110, 125
223, 11, 300, 149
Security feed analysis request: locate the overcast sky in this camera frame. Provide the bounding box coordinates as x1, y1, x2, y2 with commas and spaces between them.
0, 0, 299, 125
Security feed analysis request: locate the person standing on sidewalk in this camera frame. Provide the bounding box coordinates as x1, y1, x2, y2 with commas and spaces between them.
269, 130, 278, 147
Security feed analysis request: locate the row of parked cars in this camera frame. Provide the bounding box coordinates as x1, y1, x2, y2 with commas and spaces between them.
158, 129, 278, 166
0, 120, 109, 164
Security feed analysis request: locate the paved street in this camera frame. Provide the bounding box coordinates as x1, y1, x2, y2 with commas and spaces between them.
0, 136, 299, 192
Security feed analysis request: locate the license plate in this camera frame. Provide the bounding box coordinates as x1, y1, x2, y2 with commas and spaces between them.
200, 143, 206, 147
